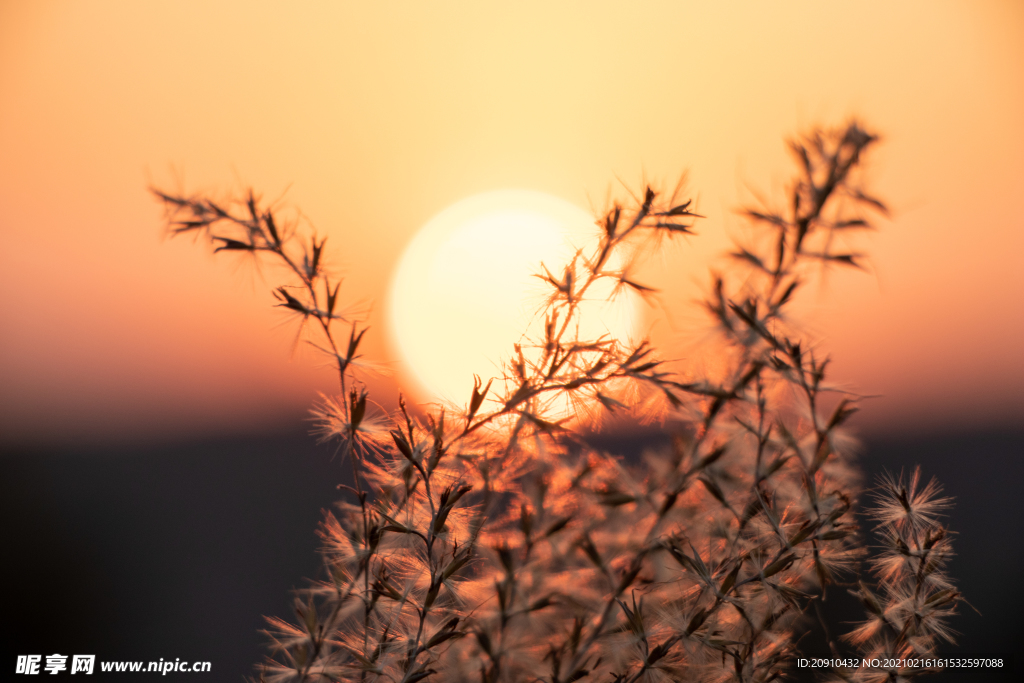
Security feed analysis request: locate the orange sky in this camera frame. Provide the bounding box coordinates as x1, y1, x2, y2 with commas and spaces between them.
1, 0, 1021, 446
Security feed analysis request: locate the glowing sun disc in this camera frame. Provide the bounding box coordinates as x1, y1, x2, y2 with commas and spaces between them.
388, 189, 638, 409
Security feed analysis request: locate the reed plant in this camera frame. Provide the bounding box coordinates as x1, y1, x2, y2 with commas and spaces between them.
154, 121, 960, 682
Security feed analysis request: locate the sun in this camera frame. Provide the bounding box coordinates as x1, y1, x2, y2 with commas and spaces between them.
388, 189, 639, 411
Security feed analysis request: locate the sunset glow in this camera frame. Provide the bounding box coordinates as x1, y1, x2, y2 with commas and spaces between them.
388, 190, 637, 407
4, 3, 1024, 677
0, 1, 1020, 444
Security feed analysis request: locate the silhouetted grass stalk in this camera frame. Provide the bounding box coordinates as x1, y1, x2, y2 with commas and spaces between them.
154, 121, 960, 682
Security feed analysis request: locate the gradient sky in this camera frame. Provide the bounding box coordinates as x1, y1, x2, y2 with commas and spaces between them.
1, 0, 1021, 447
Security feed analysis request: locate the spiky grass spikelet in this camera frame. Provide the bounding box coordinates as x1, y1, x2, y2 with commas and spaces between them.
155, 121, 960, 683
